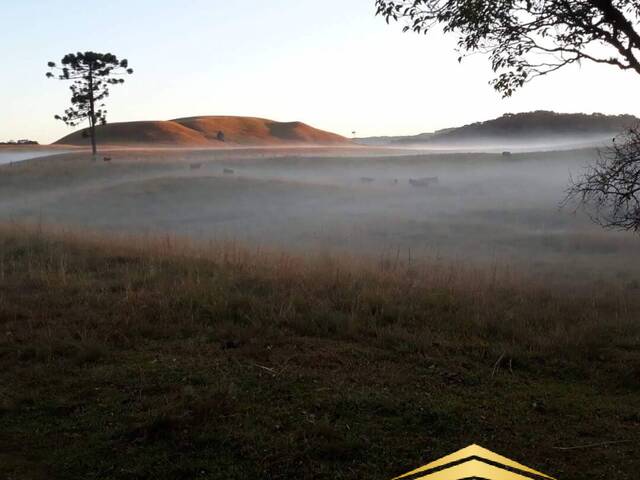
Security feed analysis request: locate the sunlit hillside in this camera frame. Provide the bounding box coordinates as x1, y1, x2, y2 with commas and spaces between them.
55, 116, 351, 147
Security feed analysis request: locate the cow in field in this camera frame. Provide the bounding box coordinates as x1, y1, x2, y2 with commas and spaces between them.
223, 168, 235, 175
409, 176, 439, 187
190, 163, 202, 170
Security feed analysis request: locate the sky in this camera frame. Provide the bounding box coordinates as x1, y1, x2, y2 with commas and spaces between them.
2, 0, 640, 144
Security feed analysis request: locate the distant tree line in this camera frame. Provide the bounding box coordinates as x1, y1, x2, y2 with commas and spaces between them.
0, 139, 39, 145
460, 111, 638, 135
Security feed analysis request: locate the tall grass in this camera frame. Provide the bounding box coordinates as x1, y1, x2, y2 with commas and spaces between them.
2, 222, 640, 480
1, 221, 637, 365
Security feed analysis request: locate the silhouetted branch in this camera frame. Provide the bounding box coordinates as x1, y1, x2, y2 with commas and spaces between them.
564, 125, 640, 232
375, 0, 640, 96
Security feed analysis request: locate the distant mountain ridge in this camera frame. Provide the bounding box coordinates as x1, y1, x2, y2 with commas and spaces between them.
55, 116, 350, 147
355, 111, 639, 147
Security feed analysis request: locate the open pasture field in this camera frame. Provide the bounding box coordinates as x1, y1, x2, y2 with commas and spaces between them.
1, 146, 639, 286
0, 224, 639, 479
2, 147, 640, 479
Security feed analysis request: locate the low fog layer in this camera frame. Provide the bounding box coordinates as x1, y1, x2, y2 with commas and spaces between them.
385, 133, 616, 153
1, 146, 638, 285
0, 149, 74, 165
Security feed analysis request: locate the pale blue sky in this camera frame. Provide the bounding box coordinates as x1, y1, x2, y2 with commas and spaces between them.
2, 0, 639, 143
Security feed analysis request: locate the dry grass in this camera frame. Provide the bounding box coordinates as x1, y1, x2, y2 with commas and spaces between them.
1, 222, 636, 358
1, 222, 639, 479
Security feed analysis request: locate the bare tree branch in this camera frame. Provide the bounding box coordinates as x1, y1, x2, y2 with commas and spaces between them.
564, 126, 640, 231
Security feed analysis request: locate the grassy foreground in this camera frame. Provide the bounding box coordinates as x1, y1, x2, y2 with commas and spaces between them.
0, 225, 639, 479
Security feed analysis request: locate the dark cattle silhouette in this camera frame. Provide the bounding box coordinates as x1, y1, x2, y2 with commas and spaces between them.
223, 168, 235, 175
103, 157, 112, 162
409, 176, 439, 187
190, 162, 202, 170
360, 177, 375, 183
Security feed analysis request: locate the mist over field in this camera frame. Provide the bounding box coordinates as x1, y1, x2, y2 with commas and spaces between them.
4, 127, 640, 480
363, 133, 617, 152
2, 143, 638, 285
0, 148, 74, 165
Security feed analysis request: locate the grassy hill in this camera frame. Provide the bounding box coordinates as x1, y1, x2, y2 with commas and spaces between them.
355, 111, 639, 147
429, 111, 638, 143
55, 116, 351, 147
1, 225, 639, 479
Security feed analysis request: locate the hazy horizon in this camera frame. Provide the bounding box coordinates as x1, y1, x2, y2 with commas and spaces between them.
2, 0, 640, 144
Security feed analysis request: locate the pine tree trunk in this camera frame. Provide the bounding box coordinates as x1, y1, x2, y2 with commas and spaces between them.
88, 66, 97, 157
89, 118, 97, 156
90, 121, 97, 156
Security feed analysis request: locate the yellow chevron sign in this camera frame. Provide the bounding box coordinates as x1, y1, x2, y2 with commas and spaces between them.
393, 444, 555, 480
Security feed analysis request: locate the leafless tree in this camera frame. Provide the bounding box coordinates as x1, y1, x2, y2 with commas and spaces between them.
565, 127, 640, 231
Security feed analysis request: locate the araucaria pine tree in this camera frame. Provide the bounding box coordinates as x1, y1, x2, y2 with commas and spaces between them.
47, 52, 133, 155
